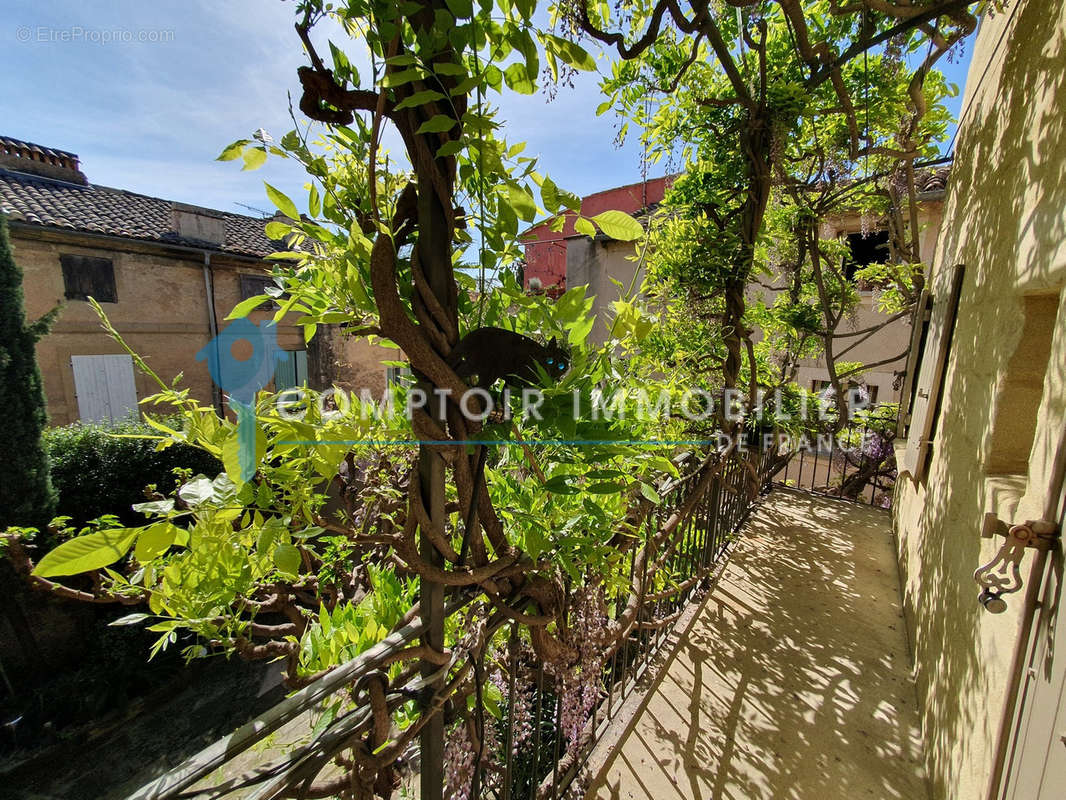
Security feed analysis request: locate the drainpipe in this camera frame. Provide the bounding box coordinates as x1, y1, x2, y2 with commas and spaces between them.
201, 252, 224, 415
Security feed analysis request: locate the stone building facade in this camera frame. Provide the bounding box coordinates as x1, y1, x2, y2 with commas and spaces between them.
893, 1, 1066, 796
522, 172, 945, 403
0, 136, 389, 426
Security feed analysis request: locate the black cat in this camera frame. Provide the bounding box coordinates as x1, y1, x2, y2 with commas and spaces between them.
447, 327, 570, 389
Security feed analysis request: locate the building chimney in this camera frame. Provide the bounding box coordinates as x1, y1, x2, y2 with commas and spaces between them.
0, 136, 88, 185
171, 202, 227, 247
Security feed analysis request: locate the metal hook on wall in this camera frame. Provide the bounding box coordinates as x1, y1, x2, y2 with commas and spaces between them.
974, 519, 1059, 613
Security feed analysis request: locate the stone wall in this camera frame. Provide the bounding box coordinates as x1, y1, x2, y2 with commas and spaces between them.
13, 227, 391, 425
892, 1, 1066, 796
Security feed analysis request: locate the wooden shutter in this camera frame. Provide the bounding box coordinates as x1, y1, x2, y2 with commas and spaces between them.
896, 289, 932, 438
60, 255, 116, 302
71, 354, 138, 422
902, 265, 966, 480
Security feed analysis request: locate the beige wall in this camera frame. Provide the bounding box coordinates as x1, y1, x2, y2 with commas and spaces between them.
14, 227, 391, 425
567, 236, 644, 346
570, 209, 939, 401
793, 203, 944, 404
892, 1, 1066, 798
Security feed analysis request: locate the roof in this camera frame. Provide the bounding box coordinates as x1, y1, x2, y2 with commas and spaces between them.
522, 174, 677, 244
0, 166, 277, 259
915, 166, 951, 198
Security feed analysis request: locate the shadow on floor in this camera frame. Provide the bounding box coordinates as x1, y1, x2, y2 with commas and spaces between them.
588, 489, 928, 800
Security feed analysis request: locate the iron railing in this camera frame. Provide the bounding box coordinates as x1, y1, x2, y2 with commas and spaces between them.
128, 447, 776, 800
772, 412, 898, 507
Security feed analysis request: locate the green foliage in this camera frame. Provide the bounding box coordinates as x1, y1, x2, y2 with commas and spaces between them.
0, 213, 58, 530
597, 2, 963, 417
43, 418, 222, 528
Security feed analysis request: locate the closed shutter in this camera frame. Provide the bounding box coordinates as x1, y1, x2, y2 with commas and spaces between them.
902, 265, 966, 480
274, 350, 308, 392
71, 354, 139, 423
896, 288, 932, 438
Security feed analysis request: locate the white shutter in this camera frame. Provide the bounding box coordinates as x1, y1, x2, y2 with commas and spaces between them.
902, 265, 965, 480
71, 354, 138, 423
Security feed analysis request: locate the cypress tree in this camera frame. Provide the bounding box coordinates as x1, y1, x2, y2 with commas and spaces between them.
0, 213, 58, 530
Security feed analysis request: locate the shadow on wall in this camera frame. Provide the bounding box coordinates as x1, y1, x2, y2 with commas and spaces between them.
896, 2, 1066, 797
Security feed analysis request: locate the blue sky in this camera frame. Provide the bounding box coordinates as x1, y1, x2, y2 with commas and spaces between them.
3, 1, 973, 218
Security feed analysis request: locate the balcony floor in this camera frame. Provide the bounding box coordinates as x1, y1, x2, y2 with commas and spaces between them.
587, 488, 928, 800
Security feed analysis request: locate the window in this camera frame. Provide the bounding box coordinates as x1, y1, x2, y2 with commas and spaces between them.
896, 290, 932, 438
844, 230, 890, 281
239, 274, 280, 308
386, 365, 411, 386
274, 349, 308, 392
61, 254, 116, 302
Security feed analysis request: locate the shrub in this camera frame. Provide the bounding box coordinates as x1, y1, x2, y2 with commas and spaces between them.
43, 418, 222, 527
0, 213, 58, 530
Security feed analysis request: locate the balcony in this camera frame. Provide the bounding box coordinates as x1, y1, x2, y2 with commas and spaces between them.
585, 489, 925, 800
122, 458, 926, 800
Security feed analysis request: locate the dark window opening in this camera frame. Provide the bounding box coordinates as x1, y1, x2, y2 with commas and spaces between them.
61, 254, 117, 303
239, 274, 281, 308
844, 230, 890, 281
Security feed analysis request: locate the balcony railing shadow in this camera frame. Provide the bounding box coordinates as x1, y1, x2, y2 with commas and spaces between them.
586, 488, 926, 800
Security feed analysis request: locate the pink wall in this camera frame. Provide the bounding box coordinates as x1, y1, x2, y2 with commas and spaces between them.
521, 175, 674, 295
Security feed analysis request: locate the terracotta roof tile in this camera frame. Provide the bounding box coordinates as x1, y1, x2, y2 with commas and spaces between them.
0, 168, 276, 258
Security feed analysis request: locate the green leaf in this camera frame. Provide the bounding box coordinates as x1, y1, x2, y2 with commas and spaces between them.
542, 474, 581, 494
503, 62, 535, 94
274, 543, 302, 575
444, 0, 472, 17
433, 62, 468, 77
265, 183, 299, 221
217, 140, 249, 161
33, 528, 139, 578
221, 425, 266, 487
135, 522, 179, 562
265, 221, 292, 240
640, 482, 661, 504
226, 293, 270, 320
506, 185, 537, 222
131, 498, 176, 515
178, 475, 217, 506
241, 147, 267, 171
416, 115, 457, 134
540, 177, 561, 214
524, 526, 547, 559
109, 613, 152, 627
544, 34, 597, 71
591, 210, 643, 241
587, 481, 626, 494
381, 68, 422, 88
436, 140, 465, 158
574, 216, 596, 238
393, 89, 446, 112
